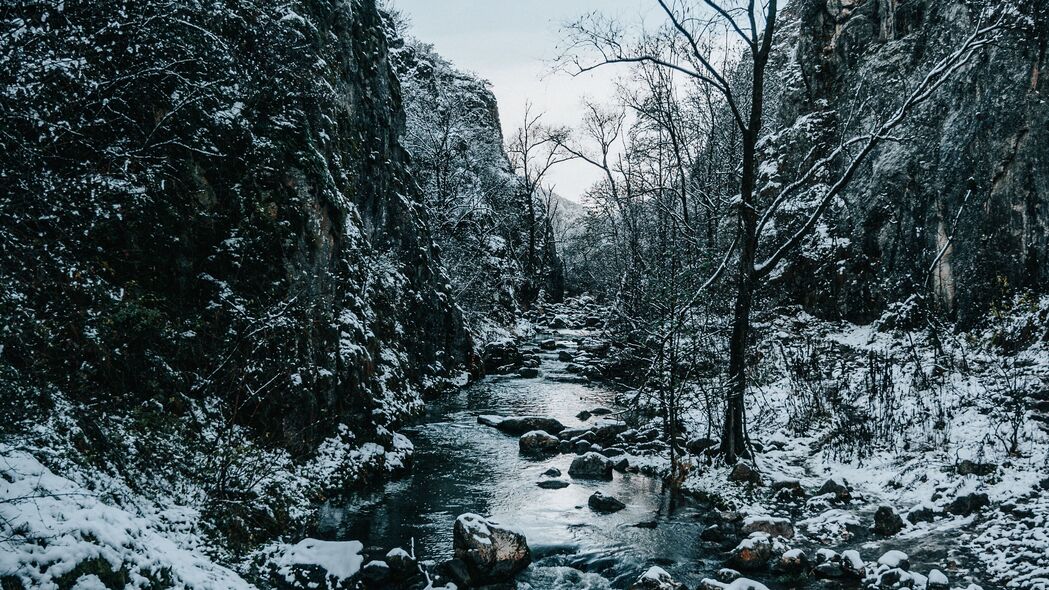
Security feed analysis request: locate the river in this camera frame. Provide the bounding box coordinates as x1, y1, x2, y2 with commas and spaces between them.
313, 334, 727, 588
314, 331, 984, 589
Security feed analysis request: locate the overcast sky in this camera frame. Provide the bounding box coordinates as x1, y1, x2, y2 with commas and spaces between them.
389, 0, 656, 202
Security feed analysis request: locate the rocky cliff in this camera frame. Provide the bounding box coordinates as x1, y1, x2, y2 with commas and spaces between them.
391, 38, 525, 336
0, 0, 473, 457
764, 0, 1047, 326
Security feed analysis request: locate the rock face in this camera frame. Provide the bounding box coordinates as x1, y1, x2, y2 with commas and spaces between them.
1, 0, 474, 456
768, 0, 1049, 326
569, 452, 615, 479
452, 514, 532, 584
393, 39, 526, 329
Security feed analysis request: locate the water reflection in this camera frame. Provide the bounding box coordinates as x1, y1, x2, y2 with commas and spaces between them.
316, 349, 719, 587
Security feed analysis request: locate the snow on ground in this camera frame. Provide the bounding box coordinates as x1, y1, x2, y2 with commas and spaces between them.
677, 306, 1049, 588
273, 539, 364, 583
0, 448, 256, 590
0, 387, 420, 589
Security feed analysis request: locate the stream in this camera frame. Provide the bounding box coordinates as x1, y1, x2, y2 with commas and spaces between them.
314, 332, 723, 588
315, 329, 985, 589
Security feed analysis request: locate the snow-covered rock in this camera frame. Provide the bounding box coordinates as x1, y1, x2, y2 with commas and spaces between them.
569, 452, 614, 479
588, 491, 626, 513
741, 515, 795, 539
629, 566, 686, 590
452, 513, 531, 584
518, 430, 561, 455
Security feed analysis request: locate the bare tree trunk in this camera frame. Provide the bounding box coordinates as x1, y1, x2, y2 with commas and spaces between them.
720, 20, 771, 461
721, 151, 757, 463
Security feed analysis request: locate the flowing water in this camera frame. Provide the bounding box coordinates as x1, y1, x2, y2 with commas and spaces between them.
317, 332, 984, 589
316, 334, 723, 588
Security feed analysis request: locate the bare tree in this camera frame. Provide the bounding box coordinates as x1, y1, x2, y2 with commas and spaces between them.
506, 104, 572, 303
566, 0, 1004, 464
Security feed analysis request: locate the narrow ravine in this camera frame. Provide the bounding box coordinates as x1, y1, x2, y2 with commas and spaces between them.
316, 326, 993, 589
316, 331, 726, 588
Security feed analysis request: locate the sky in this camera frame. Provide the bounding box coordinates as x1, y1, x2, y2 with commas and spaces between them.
389, 0, 656, 202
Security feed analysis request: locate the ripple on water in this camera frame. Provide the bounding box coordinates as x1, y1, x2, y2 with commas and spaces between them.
316, 353, 717, 587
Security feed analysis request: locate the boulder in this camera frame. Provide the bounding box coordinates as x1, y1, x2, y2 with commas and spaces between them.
477, 415, 504, 428
573, 440, 593, 454
875, 568, 914, 588
725, 533, 773, 571
558, 350, 575, 362
715, 568, 741, 583
452, 513, 531, 585
814, 548, 838, 565
876, 550, 909, 571
728, 463, 762, 486
928, 568, 949, 590
947, 492, 989, 516
699, 579, 771, 590
957, 460, 996, 476
569, 452, 614, 479
361, 560, 391, 586
740, 515, 794, 539
588, 491, 626, 513
559, 427, 589, 440
872, 505, 905, 536
542, 467, 561, 477
629, 566, 686, 590
384, 548, 416, 577
482, 339, 520, 373
538, 338, 557, 350
816, 477, 852, 502
686, 436, 718, 455
770, 478, 805, 498
591, 419, 629, 443
516, 367, 540, 378
840, 549, 865, 578
519, 430, 560, 455
701, 524, 727, 543
581, 339, 611, 355
906, 505, 940, 524
438, 558, 472, 587
813, 562, 844, 578
772, 548, 807, 576
495, 416, 565, 435
537, 479, 569, 489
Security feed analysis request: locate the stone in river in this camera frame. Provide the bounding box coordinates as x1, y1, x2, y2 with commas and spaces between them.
452, 513, 531, 584
569, 452, 614, 479
588, 491, 626, 513
519, 430, 560, 455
